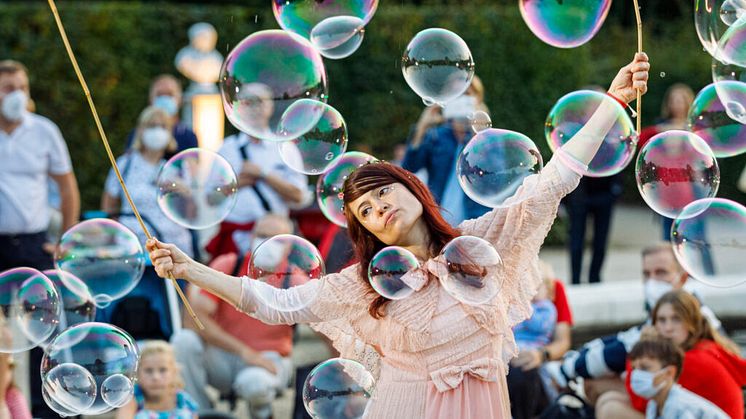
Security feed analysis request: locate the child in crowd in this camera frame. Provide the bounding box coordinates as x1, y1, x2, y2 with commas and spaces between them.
513, 273, 558, 351
116, 340, 198, 419
628, 336, 728, 419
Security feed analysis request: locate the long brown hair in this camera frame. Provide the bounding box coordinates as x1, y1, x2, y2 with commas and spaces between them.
652, 290, 740, 356
342, 162, 460, 318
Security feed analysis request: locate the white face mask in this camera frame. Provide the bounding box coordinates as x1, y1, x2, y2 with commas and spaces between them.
141, 127, 171, 150
644, 278, 674, 310
630, 368, 667, 399
250, 238, 286, 269
1, 90, 28, 122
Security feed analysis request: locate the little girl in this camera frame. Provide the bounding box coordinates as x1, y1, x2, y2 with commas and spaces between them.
116, 340, 198, 419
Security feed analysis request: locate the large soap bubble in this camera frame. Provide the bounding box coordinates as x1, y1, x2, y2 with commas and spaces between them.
157, 148, 238, 230
401, 28, 475, 105
716, 14, 746, 67
41, 270, 95, 346
303, 358, 375, 419
672, 198, 746, 288
220, 30, 328, 142
688, 82, 746, 157
696, 0, 746, 58
248, 234, 325, 312
0, 268, 60, 353
273, 0, 379, 39
43, 362, 97, 414
519, 0, 612, 48
368, 246, 420, 300
546, 90, 637, 177
712, 58, 746, 124
310, 16, 366, 59
456, 128, 543, 208
316, 151, 378, 227
279, 100, 349, 175
438, 236, 503, 306
41, 322, 139, 416
55, 219, 146, 308
635, 131, 720, 219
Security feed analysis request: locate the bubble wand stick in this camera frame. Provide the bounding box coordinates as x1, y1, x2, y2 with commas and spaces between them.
47, 0, 204, 330
633, 0, 643, 133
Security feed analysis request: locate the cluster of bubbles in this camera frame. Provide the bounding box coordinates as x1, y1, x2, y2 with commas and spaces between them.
302, 358, 375, 419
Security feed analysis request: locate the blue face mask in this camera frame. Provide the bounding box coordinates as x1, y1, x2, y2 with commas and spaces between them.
153, 95, 179, 117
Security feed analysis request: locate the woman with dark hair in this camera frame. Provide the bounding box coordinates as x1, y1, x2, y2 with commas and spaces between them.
148, 54, 649, 418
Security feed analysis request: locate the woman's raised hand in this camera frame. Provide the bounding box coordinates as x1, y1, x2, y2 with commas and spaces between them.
607, 52, 650, 104
146, 238, 193, 280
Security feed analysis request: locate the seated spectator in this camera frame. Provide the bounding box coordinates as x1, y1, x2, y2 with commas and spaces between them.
627, 336, 728, 418
172, 214, 295, 419
508, 259, 573, 418
102, 106, 193, 256
546, 243, 722, 404
116, 340, 198, 419
595, 290, 746, 419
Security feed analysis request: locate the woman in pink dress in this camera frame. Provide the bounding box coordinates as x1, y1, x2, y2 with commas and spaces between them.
148, 54, 649, 418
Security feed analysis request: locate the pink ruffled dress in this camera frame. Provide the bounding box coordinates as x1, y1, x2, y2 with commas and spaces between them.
237, 157, 581, 418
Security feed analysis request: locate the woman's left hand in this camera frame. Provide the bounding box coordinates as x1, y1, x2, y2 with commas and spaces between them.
512, 349, 543, 371
607, 52, 650, 104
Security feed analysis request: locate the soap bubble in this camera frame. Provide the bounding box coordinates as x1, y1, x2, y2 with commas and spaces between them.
672, 198, 746, 288
711, 58, 746, 123
368, 247, 420, 300
248, 234, 325, 312
470, 110, 492, 133
43, 363, 97, 414
456, 128, 543, 208
55, 219, 146, 308
0, 267, 60, 353
41, 322, 139, 415
716, 13, 746, 67
310, 16, 366, 59
42, 384, 79, 417
720, 0, 746, 25
519, 0, 612, 48
157, 148, 238, 230
696, 0, 746, 58
303, 358, 375, 419
101, 374, 133, 408
635, 131, 720, 219
688, 82, 746, 157
41, 270, 95, 346
438, 236, 502, 306
273, 0, 379, 39
279, 100, 348, 175
316, 152, 378, 227
220, 30, 328, 141
401, 28, 475, 105
546, 90, 637, 177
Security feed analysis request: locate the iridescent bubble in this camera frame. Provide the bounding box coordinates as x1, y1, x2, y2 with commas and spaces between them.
519, 0, 612, 48
687, 83, 746, 157
456, 128, 543, 208
41, 322, 139, 416
720, 0, 746, 25
303, 358, 375, 419
220, 30, 328, 142
101, 374, 133, 408
316, 151, 378, 227
672, 198, 746, 288
438, 236, 502, 306
278, 100, 349, 175
635, 131, 720, 219
712, 58, 746, 123
546, 90, 637, 177
310, 16, 366, 59
401, 28, 475, 105
470, 110, 492, 134
55, 219, 146, 308
0, 268, 60, 353
248, 234, 325, 312
42, 384, 79, 417
696, 0, 746, 58
273, 0, 379, 39
157, 148, 238, 230
368, 247, 420, 300
717, 16, 746, 66
43, 363, 96, 414
41, 270, 95, 347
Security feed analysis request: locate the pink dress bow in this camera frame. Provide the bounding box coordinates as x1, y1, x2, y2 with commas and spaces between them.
429, 357, 500, 392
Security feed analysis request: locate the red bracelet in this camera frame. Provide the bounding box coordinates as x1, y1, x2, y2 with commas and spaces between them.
606, 92, 627, 108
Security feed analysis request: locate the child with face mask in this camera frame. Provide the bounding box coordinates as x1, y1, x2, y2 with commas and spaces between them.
628, 336, 728, 419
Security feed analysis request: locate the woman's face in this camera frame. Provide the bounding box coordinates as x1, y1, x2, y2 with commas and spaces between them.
654, 303, 690, 347
349, 182, 424, 245
137, 353, 175, 400
668, 90, 690, 119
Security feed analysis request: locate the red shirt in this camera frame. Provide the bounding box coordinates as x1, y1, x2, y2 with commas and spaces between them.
205, 253, 294, 356
626, 339, 746, 418
552, 279, 573, 326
